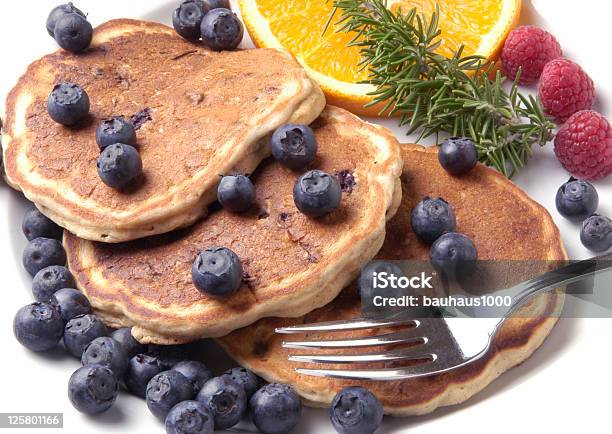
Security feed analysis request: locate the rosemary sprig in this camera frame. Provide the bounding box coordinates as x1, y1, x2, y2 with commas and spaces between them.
329, 0, 556, 177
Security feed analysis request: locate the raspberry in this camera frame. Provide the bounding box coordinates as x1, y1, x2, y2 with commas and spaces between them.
554, 110, 612, 180
539, 58, 595, 122
501, 26, 562, 85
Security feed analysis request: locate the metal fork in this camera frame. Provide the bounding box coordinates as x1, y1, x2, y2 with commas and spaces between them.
276, 252, 612, 380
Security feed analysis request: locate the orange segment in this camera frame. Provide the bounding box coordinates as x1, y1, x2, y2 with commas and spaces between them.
257, 1, 368, 83
389, 0, 512, 58
239, 0, 521, 116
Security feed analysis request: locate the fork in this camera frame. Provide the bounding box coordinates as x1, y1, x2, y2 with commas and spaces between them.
276, 252, 612, 380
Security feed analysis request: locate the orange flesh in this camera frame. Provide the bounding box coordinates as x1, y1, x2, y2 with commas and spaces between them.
254, 0, 507, 84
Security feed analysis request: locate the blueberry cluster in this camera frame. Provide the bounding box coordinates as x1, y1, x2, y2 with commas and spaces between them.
147, 366, 303, 434
46, 2, 92, 53
555, 177, 612, 252
95, 116, 143, 189
46, 79, 144, 189
172, 0, 244, 51
411, 197, 478, 277
269, 123, 341, 218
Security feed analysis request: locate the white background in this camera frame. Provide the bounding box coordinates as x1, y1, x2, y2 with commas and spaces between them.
1, 0, 611, 433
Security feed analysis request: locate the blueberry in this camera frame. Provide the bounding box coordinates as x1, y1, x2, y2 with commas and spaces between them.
97, 143, 143, 189
146, 370, 195, 421
580, 214, 612, 252
22, 237, 67, 276
63, 313, 108, 357
50, 287, 92, 321
82, 336, 129, 379
147, 343, 195, 370
556, 177, 599, 221
223, 367, 260, 399
32, 265, 75, 302
202, 0, 230, 9
68, 365, 118, 414
13, 302, 64, 352
330, 386, 383, 434
410, 197, 456, 244
47, 82, 90, 126
270, 124, 318, 170
165, 400, 214, 434
22, 206, 63, 241
46, 3, 86, 36
110, 327, 147, 359
249, 383, 302, 434
53, 13, 92, 53
192, 247, 243, 297
95, 117, 137, 150
429, 232, 478, 276
125, 354, 163, 398
293, 170, 341, 217
438, 137, 478, 175
173, 0, 207, 41
217, 175, 256, 213
196, 376, 246, 430
200, 8, 244, 51
173, 361, 213, 392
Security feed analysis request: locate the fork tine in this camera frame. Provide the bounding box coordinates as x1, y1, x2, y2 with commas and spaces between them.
294, 359, 447, 381
282, 330, 426, 349
275, 317, 419, 334
288, 346, 433, 364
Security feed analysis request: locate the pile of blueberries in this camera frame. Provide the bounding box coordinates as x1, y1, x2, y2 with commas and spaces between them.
193, 123, 343, 298
556, 177, 612, 253
14, 206, 384, 434
46, 3, 92, 53
172, 0, 243, 51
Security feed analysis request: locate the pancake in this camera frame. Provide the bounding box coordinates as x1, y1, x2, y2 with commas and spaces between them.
217, 144, 567, 416
1, 19, 324, 243
64, 106, 403, 344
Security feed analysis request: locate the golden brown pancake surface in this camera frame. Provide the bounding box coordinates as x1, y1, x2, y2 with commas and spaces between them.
2, 19, 324, 242
65, 106, 403, 344
217, 144, 566, 415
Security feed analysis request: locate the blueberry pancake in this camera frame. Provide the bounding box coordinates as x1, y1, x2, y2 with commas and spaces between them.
64, 106, 403, 344
217, 144, 567, 416
1, 19, 324, 242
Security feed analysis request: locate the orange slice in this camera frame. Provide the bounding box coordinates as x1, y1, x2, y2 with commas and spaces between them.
239, 0, 521, 116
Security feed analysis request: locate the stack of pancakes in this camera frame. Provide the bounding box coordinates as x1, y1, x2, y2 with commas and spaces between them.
2, 19, 566, 416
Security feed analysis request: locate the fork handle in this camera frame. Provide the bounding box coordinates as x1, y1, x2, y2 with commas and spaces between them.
503, 251, 612, 313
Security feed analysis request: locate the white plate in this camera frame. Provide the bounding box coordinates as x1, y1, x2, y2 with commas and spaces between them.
1, 1, 611, 433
